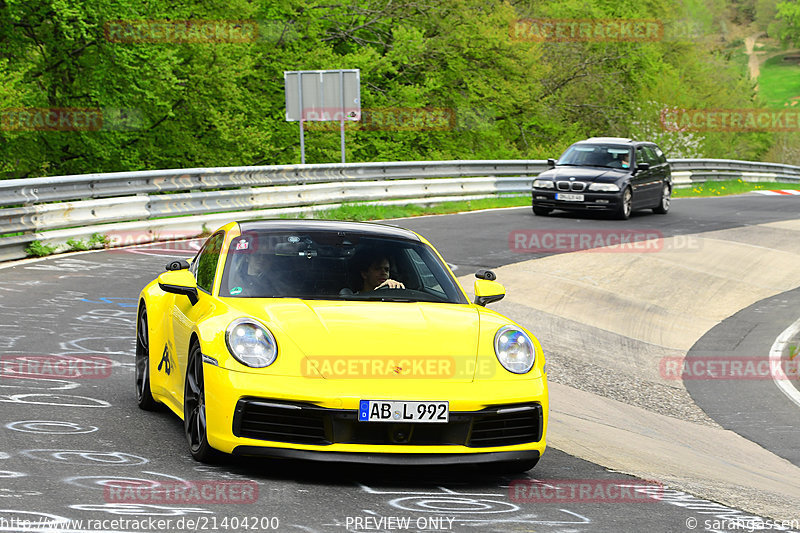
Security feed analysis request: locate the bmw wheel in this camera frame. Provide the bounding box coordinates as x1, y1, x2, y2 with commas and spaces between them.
184, 342, 218, 462
532, 205, 552, 216
135, 304, 158, 411
653, 184, 671, 214
615, 187, 632, 220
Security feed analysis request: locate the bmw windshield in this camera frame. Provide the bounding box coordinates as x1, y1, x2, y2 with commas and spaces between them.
219, 230, 467, 304
557, 144, 633, 170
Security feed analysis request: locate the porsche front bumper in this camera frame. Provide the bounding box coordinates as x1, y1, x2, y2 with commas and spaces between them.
203, 363, 548, 463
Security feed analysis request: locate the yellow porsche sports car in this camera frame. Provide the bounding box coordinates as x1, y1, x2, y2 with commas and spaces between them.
136, 220, 548, 471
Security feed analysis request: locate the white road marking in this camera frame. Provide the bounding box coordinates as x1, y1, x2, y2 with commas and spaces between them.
752, 190, 800, 195
770, 316, 800, 408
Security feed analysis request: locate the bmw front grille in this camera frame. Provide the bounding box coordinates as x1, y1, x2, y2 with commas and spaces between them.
556, 181, 586, 192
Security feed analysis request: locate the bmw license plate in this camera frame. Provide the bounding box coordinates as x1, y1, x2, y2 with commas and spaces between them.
556, 193, 584, 201
358, 400, 449, 423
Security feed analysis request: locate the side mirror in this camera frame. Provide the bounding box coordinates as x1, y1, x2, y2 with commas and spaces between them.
475, 269, 496, 281
547, 158, 556, 169
166, 259, 190, 271
158, 270, 199, 305
636, 162, 650, 172
474, 279, 505, 307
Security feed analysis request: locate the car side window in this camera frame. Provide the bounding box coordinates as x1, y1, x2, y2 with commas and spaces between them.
635, 146, 647, 167
194, 232, 225, 294
643, 146, 660, 166
404, 248, 444, 293
652, 145, 667, 164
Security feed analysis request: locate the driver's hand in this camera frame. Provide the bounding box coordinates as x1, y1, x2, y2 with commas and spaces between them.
375, 279, 405, 290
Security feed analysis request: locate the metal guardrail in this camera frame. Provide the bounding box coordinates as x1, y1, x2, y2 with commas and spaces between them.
1, 158, 798, 262
669, 159, 800, 186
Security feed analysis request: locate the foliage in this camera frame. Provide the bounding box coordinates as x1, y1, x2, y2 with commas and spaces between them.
777, 0, 800, 45
66, 238, 90, 251
0, 0, 788, 179
24, 240, 56, 257
282, 196, 530, 221
90, 232, 110, 247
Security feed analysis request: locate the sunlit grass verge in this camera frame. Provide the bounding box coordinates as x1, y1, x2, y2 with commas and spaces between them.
673, 179, 800, 197
279, 196, 530, 221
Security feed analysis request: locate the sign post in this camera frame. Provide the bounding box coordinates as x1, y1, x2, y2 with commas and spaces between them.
284, 69, 360, 164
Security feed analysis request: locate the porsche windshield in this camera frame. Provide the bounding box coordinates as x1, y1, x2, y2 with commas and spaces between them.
219, 230, 467, 304
557, 144, 632, 169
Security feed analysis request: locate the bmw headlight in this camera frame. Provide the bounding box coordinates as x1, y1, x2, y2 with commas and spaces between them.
533, 179, 555, 189
494, 326, 535, 374
588, 182, 620, 192
225, 318, 277, 368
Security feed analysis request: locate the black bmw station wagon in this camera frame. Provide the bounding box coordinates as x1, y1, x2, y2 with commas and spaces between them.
531, 137, 672, 220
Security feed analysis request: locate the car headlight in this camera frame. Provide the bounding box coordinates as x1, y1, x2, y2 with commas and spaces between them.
494, 326, 535, 374
533, 179, 555, 189
588, 183, 620, 192
225, 318, 277, 368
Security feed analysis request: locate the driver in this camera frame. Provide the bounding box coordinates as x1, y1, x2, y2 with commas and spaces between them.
359, 255, 404, 292
340, 250, 405, 295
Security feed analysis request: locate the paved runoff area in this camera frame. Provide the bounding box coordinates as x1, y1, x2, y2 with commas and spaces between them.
456, 215, 800, 522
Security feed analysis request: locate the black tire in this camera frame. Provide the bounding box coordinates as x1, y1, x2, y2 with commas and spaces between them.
614, 187, 632, 220
653, 183, 671, 214
532, 206, 552, 216
135, 305, 158, 411
184, 342, 219, 463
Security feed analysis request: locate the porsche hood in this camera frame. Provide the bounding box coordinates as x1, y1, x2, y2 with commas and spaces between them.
229, 299, 481, 381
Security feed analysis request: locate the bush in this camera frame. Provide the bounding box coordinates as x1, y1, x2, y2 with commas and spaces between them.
66, 238, 90, 251
25, 241, 56, 257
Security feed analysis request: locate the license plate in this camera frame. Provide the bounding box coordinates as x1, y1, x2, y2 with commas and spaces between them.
358, 400, 449, 423
556, 193, 584, 201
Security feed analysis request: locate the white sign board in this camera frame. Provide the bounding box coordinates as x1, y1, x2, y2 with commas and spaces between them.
284, 69, 360, 122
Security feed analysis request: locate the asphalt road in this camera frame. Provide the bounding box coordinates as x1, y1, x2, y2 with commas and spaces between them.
685, 285, 800, 467
1, 194, 798, 533
396, 194, 800, 271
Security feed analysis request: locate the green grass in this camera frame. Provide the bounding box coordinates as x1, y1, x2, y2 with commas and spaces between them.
279, 196, 530, 221
673, 179, 800, 197
274, 182, 800, 222
758, 53, 800, 109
